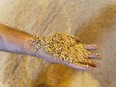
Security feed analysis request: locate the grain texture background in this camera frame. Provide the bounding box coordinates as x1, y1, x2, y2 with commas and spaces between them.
0, 0, 116, 87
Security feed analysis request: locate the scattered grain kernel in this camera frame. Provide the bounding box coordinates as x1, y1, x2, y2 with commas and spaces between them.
32, 33, 92, 65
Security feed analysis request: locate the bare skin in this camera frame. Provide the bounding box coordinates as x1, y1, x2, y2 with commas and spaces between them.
0, 23, 101, 70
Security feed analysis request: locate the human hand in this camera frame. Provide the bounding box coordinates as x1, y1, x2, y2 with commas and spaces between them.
0, 23, 101, 70
31, 33, 101, 70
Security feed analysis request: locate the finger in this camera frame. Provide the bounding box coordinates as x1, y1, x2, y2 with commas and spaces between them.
86, 44, 98, 50
89, 53, 101, 59
88, 60, 100, 68
58, 58, 93, 71
71, 35, 80, 42
80, 58, 100, 68
75, 36, 80, 42
68, 62, 93, 71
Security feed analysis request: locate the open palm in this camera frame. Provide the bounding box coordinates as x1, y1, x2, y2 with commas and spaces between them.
33, 33, 101, 70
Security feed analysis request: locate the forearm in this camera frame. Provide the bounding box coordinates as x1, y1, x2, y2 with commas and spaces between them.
0, 23, 34, 55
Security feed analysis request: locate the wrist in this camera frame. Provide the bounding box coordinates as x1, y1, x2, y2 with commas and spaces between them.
23, 35, 42, 56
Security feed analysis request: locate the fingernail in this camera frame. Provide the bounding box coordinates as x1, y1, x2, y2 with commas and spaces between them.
95, 53, 102, 59
93, 62, 100, 68
95, 62, 101, 68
